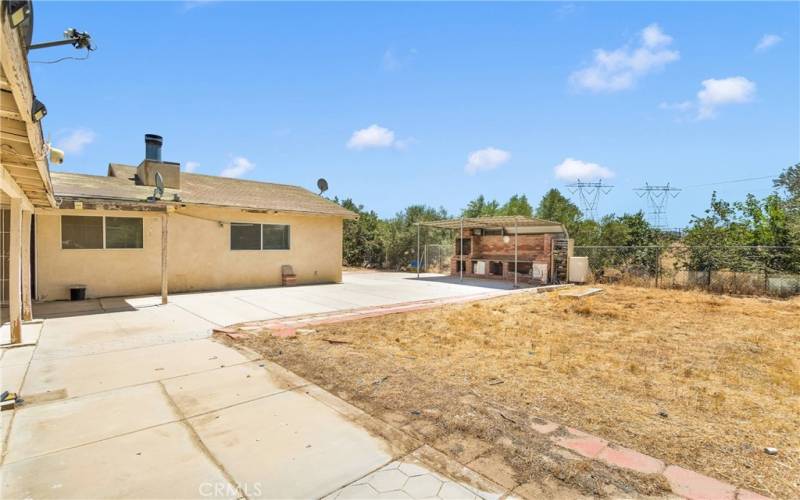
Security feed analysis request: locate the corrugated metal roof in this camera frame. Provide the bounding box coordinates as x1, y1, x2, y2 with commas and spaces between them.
419, 216, 565, 231
52, 165, 357, 218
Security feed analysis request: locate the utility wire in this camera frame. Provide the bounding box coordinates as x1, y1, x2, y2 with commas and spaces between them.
683, 174, 778, 189
30, 46, 95, 65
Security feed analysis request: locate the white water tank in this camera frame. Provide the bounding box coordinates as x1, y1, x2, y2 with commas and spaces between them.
569, 257, 589, 283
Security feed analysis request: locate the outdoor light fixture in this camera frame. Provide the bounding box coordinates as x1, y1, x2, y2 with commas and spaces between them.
29, 27, 94, 51
31, 97, 47, 122
6, 0, 31, 28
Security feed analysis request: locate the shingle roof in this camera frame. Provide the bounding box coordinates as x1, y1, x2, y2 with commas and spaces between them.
52, 164, 357, 218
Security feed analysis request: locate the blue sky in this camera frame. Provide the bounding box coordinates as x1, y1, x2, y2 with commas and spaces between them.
32, 1, 799, 227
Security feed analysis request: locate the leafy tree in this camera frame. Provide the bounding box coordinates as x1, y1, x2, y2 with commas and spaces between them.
383, 204, 449, 269
534, 189, 583, 236
336, 198, 385, 267
498, 194, 533, 217
774, 163, 800, 239
461, 195, 499, 217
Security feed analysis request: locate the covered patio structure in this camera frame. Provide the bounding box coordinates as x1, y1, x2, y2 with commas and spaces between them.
1, 9, 57, 344
416, 216, 571, 288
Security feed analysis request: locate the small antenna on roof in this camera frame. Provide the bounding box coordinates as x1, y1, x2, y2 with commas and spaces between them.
317, 178, 329, 196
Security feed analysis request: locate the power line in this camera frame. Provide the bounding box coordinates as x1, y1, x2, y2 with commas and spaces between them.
683, 174, 778, 189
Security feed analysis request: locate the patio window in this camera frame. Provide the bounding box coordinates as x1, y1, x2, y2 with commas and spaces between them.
105, 217, 143, 249
262, 224, 290, 250
61, 216, 103, 249
61, 216, 144, 249
231, 223, 291, 250
230, 223, 262, 250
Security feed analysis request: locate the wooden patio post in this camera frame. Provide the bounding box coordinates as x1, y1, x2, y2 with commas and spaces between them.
514, 217, 518, 289
161, 213, 168, 305
416, 223, 420, 279
21, 210, 32, 320
459, 218, 464, 282
9, 198, 21, 343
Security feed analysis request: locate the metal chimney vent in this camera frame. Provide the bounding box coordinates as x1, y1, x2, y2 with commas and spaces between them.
144, 134, 163, 162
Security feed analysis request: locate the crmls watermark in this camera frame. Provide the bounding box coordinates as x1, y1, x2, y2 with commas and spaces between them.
199, 481, 263, 498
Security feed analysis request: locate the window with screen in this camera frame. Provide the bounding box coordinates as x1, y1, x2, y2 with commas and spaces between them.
105, 217, 143, 248
230, 223, 290, 250
230, 223, 262, 250
61, 216, 103, 249
262, 224, 290, 250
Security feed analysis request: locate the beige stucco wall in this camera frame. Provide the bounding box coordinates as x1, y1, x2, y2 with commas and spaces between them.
35, 206, 344, 301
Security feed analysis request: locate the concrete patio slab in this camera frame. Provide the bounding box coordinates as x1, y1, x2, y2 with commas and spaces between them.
188, 389, 393, 499
0, 322, 43, 346
162, 361, 301, 417
31, 299, 104, 318
0, 344, 35, 367
1, 273, 570, 499
4, 383, 179, 463
33, 305, 214, 360
1, 363, 28, 395
236, 293, 338, 318
22, 339, 254, 399
169, 293, 282, 326
1, 422, 236, 499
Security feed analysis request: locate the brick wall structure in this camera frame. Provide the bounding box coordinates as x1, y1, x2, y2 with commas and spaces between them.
450, 228, 556, 284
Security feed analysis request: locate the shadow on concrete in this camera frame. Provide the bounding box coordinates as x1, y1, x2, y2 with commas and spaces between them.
32, 297, 141, 319
403, 274, 533, 290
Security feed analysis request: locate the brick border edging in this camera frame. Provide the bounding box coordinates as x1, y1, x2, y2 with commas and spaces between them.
220, 287, 771, 500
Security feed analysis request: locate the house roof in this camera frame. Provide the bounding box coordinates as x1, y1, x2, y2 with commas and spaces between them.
51, 164, 357, 218
419, 216, 566, 231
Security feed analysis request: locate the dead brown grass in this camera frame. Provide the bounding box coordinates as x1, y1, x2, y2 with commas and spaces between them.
243, 285, 800, 498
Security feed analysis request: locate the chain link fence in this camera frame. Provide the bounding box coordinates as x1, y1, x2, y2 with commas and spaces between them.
573, 245, 800, 297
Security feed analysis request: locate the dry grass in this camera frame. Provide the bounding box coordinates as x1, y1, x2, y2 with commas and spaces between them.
244, 285, 800, 498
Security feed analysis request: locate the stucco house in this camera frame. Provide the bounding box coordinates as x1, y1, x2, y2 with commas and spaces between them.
35, 134, 356, 301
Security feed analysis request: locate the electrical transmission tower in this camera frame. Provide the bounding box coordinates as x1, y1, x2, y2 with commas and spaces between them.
634, 183, 682, 229
566, 179, 614, 220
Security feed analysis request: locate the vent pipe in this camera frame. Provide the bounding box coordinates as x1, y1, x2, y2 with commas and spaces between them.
144, 134, 163, 161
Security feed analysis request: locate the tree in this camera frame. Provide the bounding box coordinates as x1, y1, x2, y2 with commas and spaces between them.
498, 194, 533, 217
462, 195, 499, 217
336, 198, 385, 268
774, 163, 800, 239
535, 189, 583, 236
383, 204, 449, 270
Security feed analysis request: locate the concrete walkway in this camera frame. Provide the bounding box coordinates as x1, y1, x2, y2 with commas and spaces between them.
1, 273, 515, 499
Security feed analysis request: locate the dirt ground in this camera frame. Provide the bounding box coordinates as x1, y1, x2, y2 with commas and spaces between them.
242, 286, 799, 498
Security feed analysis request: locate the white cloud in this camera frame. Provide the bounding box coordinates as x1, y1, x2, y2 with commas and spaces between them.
464, 147, 511, 175
697, 77, 756, 120
569, 23, 679, 92
184, 161, 200, 173
642, 23, 672, 48
382, 48, 417, 71
553, 158, 614, 181
346, 124, 398, 150
755, 34, 782, 52
220, 156, 255, 178
55, 128, 95, 155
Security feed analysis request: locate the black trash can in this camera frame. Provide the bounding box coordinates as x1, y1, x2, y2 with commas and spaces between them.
69, 285, 87, 301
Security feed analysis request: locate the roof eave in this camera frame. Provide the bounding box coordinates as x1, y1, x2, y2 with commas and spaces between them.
53, 193, 358, 219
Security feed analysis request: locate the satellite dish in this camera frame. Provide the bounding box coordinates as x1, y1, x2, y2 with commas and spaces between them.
154, 172, 165, 199
317, 178, 329, 195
